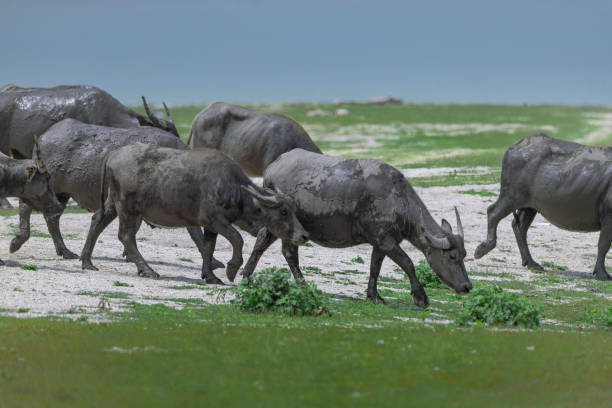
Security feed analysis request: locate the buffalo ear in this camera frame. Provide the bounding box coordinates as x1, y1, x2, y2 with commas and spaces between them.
441, 219, 453, 234
26, 165, 37, 181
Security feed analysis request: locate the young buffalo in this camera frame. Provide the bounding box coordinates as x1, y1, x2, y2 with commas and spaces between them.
80, 144, 308, 283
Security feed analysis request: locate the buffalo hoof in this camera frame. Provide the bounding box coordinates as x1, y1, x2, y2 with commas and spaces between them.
212, 258, 225, 270
593, 269, 612, 281
81, 261, 99, 271
60, 249, 79, 260
138, 269, 160, 279
367, 293, 387, 305
526, 261, 544, 271
474, 241, 495, 259
204, 274, 224, 285
225, 261, 242, 282
9, 236, 28, 253
411, 288, 429, 309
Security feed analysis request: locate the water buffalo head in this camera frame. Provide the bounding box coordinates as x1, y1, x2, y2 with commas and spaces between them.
419, 207, 472, 294
9, 147, 63, 216
242, 185, 309, 246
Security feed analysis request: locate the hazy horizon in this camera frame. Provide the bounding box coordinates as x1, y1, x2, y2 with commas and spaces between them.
2, 0, 611, 107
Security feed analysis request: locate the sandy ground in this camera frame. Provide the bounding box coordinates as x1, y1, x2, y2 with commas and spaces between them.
0, 173, 606, 320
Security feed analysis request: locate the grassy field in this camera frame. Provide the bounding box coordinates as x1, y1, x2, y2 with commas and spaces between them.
3, 103, 612, 406
135, 101, 612, 186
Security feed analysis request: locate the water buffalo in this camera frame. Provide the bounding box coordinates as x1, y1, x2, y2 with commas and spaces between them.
0, 84, 178, 159
10, 119, 223, 271
80, 143, 309, 282
241, 149, 472, 307
475, 133, 612, 280
188, 102, 322, 176
0, 152, 62, 264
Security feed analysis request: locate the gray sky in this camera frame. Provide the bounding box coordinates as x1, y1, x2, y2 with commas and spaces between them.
2, 0, 611, 105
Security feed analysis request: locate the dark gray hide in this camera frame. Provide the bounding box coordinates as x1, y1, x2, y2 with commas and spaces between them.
241, 149, 472, 307
188, 102, 322, 176
475, 133, 612, 280
10, 119, 222, 271
0, 152, 62, 264
80, 143, 308, 282
0, 84, 178, 159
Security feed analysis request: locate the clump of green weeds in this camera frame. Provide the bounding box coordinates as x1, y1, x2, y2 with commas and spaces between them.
351, 256, 365, 264
21, 265, 37, 271
414, 260, 444, 288
113, 281, 132, 287
457, 285, 540, 328
584, 306, 612, 328
233, 267, 328, 316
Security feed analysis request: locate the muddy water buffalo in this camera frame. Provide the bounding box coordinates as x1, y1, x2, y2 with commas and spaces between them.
9, 119, 223, 270
475, 133, 612, 280
188, 102, 321, 176
0, 153, 62, 264
80, 143, 308, 282
0, 84, 178, 159
241, 149, 472, 307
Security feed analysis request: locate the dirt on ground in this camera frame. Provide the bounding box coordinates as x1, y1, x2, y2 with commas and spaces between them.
0, 176, 605, 319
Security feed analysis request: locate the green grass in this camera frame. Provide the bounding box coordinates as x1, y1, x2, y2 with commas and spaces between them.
112, 281, 132, 288
20, 265, 37, 271
133, 103, 612, 178
542, 261, 568, 271
457, 189, 497, 197
0, 303, 610, 406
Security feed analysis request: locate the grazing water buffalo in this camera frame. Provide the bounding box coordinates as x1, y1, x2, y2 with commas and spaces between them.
0, 84, 177, 159
80, 143, 308, 282
475, 133, 612, 280
241, 149, 472, 307
10, 119, 223, 271
0, 152, 62, 264
188, 102, 322, 176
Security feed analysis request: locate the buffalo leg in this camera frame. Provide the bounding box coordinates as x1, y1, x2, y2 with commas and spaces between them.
367, 247, 386, 304
281, 240, 305, 283
594, 218, 612, 280
10, 200, 33, 253
186, 226, 225, 271
44, 194, 78, 259
511, 208, 542, 270
241, 227, 278, 281
383, 243, 428, 308
200, 229, 223, 284
474, 195, 515, 259
117, 209, 158, 279
80, 204, 117, 271
211, 219, 244, 282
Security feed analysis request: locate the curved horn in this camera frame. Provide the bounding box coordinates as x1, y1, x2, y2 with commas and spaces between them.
454, 206, 464, 238
141, 96, 162, 127
162, 102, 175, 124
419, 208, 451, 249
241, 185, 281, 208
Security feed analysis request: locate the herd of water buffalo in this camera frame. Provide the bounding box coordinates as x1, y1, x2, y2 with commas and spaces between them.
0, 84, 610, 309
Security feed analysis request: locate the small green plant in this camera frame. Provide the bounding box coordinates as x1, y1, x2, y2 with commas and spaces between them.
541, 261, 567, 271
303, 266, 321, 272
414, 260, 444, 288
233, 267, 328, 316
113, 281, 132, 287
584, 306, 612, 328
351, 256, 365, 264
457, 285, 540, 328
179, 257, 193, 263
17, 308, 30, 313
302, 242, 313, 247
21, 265, 37, 271
457, 189, 497, 197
